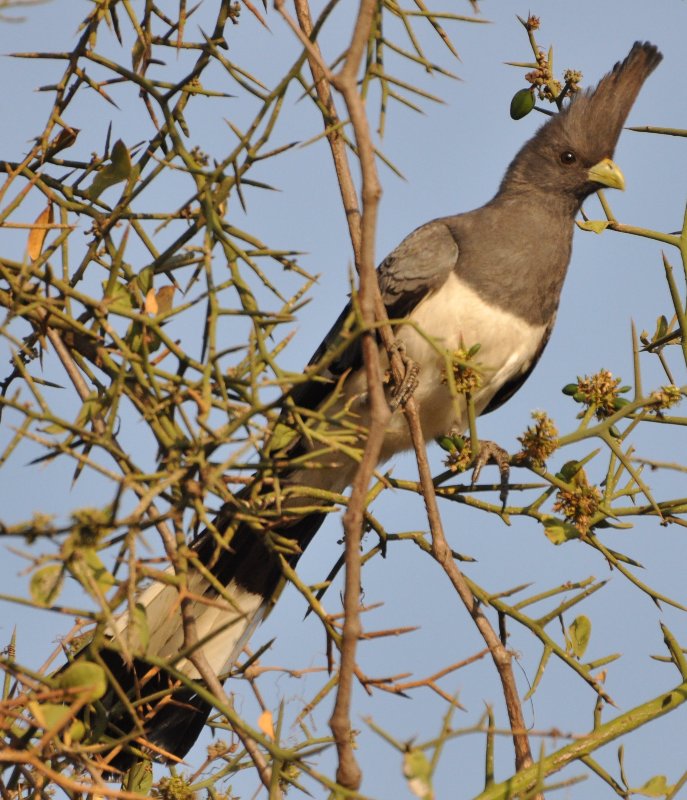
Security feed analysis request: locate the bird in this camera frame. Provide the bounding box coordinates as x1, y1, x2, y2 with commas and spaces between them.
74, 41, 662, 772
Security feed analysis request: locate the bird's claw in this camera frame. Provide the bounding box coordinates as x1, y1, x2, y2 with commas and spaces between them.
470, 439, 511, 508
388, 341, 420, 410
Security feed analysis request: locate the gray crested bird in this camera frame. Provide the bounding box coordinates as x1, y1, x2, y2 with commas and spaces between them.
84, 41, 662, 771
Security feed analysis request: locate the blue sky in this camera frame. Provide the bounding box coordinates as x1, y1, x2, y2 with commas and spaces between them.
1, 2, 687, 798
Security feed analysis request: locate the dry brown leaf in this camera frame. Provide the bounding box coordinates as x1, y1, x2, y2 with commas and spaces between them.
155, 285, 175, 314
46, 127, 79, 157
144, 287, 158, 315
28, 203, 53, 261
257, 709, 274, 739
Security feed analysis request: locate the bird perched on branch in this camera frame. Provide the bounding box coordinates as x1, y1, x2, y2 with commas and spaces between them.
79, 41, 662, 772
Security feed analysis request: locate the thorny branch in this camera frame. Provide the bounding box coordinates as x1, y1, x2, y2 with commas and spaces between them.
283, 0, 386, 789
38, 313, 277, 790
286, 0, 534, 783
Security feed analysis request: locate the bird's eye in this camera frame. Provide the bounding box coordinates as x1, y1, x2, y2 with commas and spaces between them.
560, 150, 577, 165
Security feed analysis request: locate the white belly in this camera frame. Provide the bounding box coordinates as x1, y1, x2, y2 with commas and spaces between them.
339, 272, 547, 462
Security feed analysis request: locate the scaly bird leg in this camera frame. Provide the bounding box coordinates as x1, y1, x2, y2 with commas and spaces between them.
388, 341, 421, 410
470, 439, 511, 508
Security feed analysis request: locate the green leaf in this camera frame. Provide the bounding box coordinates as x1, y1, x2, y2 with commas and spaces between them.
30, 565, 63, 605
576, 219, 611, 234
542, 519, 580, 545
29, 701, 86, 741
58, 661, 108, 701
403, 748, 433, 800
29, 699, 65, 727
128, 602, 150, 652
568, 615, 591, 659
436, 436, 456, 453
126, 320, 145, 354
636, 774, 671, 797
40, 421, 68, 435
557, 460, 583, 481
653, 315, 668, 342
84, 548, 116, 593
269, 421, 299, 453
74, 396, 101, 428
87, 139, 133, 199
103, 279, 136, 314
137, 265, 154, 296
69, 547, 115, 596
125, 760, 153, 794
467, 342, 481, 357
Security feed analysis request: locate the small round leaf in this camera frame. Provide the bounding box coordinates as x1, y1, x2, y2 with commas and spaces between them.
58, 661, 108, 701
30, 565, 63, 606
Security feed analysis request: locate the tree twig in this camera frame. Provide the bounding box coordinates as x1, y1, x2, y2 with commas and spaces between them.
285, 0, 534, 782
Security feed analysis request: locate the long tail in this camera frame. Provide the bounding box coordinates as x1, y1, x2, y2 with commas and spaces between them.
93, 506, 328, 771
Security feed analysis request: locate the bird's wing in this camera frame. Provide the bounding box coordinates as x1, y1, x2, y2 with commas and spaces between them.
291, 220, 459, 411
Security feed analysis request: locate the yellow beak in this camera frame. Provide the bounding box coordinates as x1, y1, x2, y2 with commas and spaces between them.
587, 157, 626, 191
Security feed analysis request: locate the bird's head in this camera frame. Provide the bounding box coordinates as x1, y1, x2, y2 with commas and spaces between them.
500, 42, 662, 209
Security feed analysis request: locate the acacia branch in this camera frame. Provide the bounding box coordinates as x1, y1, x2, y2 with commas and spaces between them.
327, 0, 387, 790
289, 0, 362, 255
41, 310, 277, 788
406, 409, 534, 771
475, 679, 687, 800
0, 751, 150, 800
286, 0, 534, 780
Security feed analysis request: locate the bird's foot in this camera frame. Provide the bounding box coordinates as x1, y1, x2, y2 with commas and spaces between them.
470, 439, 511, 507
388, 341, 421, 410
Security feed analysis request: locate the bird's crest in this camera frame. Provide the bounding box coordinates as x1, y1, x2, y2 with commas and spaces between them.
556, 41, 663, 156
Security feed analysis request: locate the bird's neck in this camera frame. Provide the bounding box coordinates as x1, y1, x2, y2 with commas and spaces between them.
491, 183, 582, 223
446, 192, 578, 327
